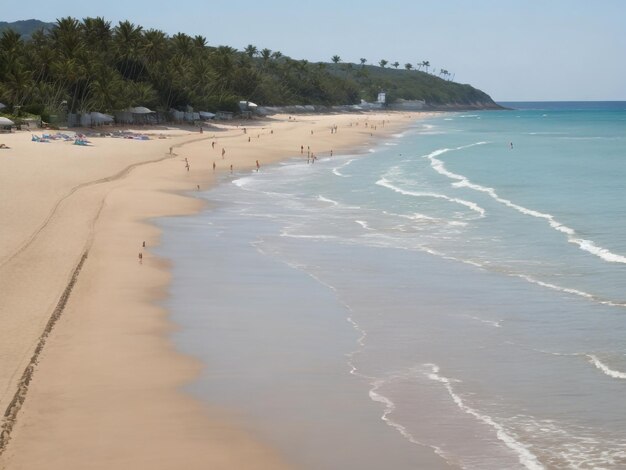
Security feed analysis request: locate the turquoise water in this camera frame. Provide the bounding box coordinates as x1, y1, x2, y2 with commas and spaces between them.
159, 103, 626, 469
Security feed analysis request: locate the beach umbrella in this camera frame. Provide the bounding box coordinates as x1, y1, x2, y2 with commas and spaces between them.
128, 106, 154, 114
90, 112, 114, 123
238, 101, 258, 110
199, 111, 216, 119
0, 116, 14, 126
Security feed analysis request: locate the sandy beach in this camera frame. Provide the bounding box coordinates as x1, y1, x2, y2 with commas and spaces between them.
0, 112, 439, 469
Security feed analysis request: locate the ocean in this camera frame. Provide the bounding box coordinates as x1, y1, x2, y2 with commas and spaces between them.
157, 102, 626, 469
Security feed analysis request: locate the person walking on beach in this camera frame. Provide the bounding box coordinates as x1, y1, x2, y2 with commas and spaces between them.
212, 141, 215, 149
230, 164, 233, 174
510, 142, 514, 149
256, 160, 260, 171
301, 145, 304, 154
138, 252, 143, 264
213, 161, 216, 171
222, 148, 226, 159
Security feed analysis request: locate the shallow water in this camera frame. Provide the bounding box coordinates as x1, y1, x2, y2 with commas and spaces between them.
158, 103, 626, 469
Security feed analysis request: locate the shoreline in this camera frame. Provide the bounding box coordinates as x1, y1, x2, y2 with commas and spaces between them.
0, 112, 446, 468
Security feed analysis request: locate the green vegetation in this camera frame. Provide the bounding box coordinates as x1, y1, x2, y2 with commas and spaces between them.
0, 17, 498, 119
341, 64, 495, 106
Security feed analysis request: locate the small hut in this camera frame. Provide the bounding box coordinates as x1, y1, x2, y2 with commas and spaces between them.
0, 116, 14, 131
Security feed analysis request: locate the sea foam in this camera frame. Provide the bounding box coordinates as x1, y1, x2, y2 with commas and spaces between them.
587, 355, 626, 379
424, 364, 545, 470
425, 145, 626, 265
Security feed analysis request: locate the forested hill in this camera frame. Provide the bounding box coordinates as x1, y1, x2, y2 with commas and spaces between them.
333, 64, 500, 109
0, 17, 500, 119
0, 20, 55, 39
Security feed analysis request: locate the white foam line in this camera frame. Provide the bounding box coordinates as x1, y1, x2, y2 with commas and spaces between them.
368, 377, 449, 463
513, 274, 595, 300
344, 216, 625, 309
425, 364, 545, 470
369, 380, 422, 443
587, 355, 626, 379
536, 350, 626, 380
464, 314, 502, 328
385, 211, 437, 222
346, 316, 367, 348
317, 195, 339, 206
382, 210, 468, 227
376, 177, 486, 217
425, 145, 626, 265
279, 230, 337, 240
514, 272, 626, 307
355, 220, 371, 230
232, 176, 254, 187
332, 158, 356, 177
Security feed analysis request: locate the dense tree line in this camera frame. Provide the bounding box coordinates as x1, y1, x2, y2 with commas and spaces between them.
0, 17, 359, 119
0, 17, 496, 121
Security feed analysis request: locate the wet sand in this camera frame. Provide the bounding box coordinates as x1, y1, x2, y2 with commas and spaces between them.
0, 112, 440, 468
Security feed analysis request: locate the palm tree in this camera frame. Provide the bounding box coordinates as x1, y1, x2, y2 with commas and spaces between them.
171, 33, 194, 58
193, 35, 207, 51
88, 66, 124, 111
244, 44, 258, 58
379, 59, 388, 68
0, 66, 33, 109
142, 29, 168, 65
404, 63, 413, 71
260, 48, 272, 64
81, 17, 112, 54
421, 60, 430, 73
360, 58, 367, 67
331, 55, 341, 64
392, 61, 399, 69
113, 20, 143, 80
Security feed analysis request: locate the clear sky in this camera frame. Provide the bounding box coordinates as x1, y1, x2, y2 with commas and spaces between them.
4, 0, 626, 101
